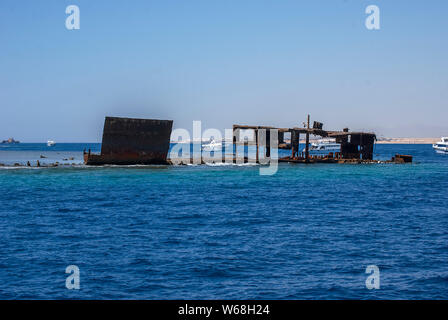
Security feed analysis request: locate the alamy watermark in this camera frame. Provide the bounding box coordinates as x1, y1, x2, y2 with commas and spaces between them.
365, 265, 380, 289
65, 5, 80, 30
365, 5, 380, 30
65, 265, 80, 290
170, 121, 278, 176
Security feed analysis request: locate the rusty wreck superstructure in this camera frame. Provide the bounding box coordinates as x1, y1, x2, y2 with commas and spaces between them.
232, 115, 382, 164
84, 116, 412, 166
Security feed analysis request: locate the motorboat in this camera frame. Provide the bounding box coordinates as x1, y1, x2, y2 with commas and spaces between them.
202, 138, 222, 152
305, 138, 340, 152
433, 137, 448, 153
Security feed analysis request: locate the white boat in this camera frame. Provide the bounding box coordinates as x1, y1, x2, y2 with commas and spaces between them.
433, 137, 448, 153
304, 138, 340, 152
47, 140, 56, 147
202, 138, 222, 152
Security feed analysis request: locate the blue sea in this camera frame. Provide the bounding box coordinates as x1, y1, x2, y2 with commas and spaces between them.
0, 143, 447, 299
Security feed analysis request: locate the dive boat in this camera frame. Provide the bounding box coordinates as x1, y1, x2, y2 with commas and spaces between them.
305, 138, 340, 152
202, 138, 222, 152
433, 137, 448, 153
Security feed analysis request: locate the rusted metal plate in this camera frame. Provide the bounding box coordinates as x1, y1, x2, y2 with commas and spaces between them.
313, 121, 323, 129
85, 117, 173, 165
393, 154, 413, 163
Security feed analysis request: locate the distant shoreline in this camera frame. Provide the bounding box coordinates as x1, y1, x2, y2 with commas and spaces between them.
376, 138, 438, 144
1, 139, 439, 145
170, 138, 439, 145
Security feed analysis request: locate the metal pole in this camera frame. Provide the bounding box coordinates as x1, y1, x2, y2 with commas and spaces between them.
233, 128, 237, 163
305, 115, 310, 162
255, 129, 259, 164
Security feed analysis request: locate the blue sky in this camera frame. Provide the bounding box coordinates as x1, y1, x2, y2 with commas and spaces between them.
0, 0, 447, 141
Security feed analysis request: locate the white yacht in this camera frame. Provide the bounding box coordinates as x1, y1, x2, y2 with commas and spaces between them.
202, 138, 222, 152
47, 140, 56, 147
305, 138, 340, 152
433, 137, 448, 153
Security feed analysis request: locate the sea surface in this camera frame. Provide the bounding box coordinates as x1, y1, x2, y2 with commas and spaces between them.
0, 143, 447, 299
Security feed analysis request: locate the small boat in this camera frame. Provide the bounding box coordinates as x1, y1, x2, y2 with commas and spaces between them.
1, 137, 20, 144
202, 138, 222, 151
433, 137, 448, 153
305, 138, 340, 152
47, 140, 56, 147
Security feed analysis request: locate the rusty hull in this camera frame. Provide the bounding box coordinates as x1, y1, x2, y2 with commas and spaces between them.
84, 117, 173, 165
392, 154, 413, 163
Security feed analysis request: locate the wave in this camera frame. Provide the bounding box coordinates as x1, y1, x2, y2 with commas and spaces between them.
204, 162, 259, 167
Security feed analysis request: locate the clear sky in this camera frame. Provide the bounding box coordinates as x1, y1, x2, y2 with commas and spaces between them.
1, 0, 447, 142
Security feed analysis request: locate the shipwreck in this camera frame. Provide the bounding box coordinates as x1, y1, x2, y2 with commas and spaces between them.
84, 115, 412, 165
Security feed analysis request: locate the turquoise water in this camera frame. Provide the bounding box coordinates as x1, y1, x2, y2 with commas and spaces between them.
0, 144, 447, 299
